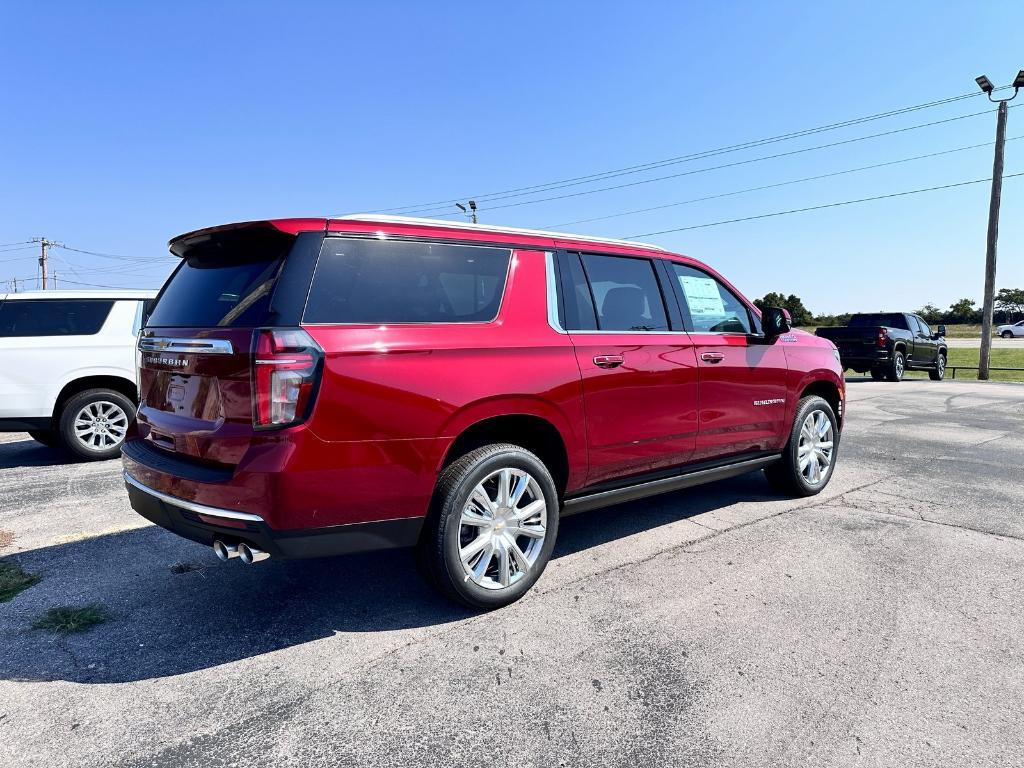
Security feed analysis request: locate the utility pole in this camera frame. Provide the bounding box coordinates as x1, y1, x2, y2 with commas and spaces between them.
974, 71, 1023, 380
30, 237, 63, 291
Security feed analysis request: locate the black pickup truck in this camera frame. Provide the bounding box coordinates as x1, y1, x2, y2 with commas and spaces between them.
816, 312, 948, 382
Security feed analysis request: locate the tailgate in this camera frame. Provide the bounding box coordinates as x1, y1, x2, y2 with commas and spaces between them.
134, 222, 319, 466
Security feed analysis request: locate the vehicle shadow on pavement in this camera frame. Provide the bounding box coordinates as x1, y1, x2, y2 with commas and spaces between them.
0, 438, 71, 469
0, 473, 777, 684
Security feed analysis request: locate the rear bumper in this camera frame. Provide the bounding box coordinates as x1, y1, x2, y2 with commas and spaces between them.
123, 471, 424, 559
837, 350, 890, 369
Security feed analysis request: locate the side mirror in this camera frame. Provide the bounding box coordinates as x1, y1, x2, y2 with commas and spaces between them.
762, 306, 792, 338
936, 324, 946, 337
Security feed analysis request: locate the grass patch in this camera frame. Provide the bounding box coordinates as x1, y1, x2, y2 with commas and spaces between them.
0, 560, 41, 602
32, 604, 111, 634
904, 347, 1024, 382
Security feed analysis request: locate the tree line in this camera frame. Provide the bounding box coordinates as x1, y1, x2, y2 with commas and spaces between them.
754, 288, 1024, 327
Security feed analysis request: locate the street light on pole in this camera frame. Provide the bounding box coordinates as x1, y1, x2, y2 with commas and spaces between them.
975, 70, 1022, 380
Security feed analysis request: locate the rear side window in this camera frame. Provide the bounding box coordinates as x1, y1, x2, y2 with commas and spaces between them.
849, 313, 908, 330
0, 299, 113, 337
304, 239, 511, 324
147, 228, 293, 328
578, 253, 669, 332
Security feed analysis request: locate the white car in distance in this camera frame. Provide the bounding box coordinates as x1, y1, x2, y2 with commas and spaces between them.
0, 289, 157, 460
996, 320, 1024, 339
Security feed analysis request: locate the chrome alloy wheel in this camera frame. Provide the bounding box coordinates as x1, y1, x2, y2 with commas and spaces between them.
458, 467, 548, 590
73, 400, 129, 451
894, 353, 905, 379
797, 409, 835, 486
937, 354, 946, 377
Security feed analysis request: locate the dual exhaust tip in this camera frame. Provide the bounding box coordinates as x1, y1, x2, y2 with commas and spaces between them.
213, 539, 269, 565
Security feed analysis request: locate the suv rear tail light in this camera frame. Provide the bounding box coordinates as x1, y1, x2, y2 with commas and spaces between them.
253, 328, 323, 429
876, 327, 887, 348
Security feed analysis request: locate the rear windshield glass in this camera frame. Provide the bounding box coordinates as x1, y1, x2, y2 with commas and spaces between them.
0, 299, 114, 337
849, 313, 908, 329
147, 229, 293, 328
304, 238, 512, 324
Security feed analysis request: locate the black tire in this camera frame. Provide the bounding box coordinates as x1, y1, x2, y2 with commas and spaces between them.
886, 349, 905, 382
418, 443, 559, 610
27, 429, 58, 448
57, 389, 136, 461
869, 368, 886, 381
1002, 331, 1014, 339
764, 395, 839, 497
929, 352, 946, 381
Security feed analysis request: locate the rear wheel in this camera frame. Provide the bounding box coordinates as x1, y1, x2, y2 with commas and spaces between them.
886, 349, 905, 382
27, 429, 58, 448
929, 352, 946, 381
418, 444, 559, 609
869, 368, 886, 381
57, 389, 135, 461
764, 395, 839, 497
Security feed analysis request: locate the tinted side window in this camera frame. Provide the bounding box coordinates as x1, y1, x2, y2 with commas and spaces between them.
0, 300, 114, 337
304, 239, 511, 324
914, 317, 930, 335
670, 264, 752, 334
557, 252, 598, 331
579, 254, 669, 332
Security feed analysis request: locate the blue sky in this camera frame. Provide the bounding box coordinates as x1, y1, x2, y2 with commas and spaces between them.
1, 1, 1021, 314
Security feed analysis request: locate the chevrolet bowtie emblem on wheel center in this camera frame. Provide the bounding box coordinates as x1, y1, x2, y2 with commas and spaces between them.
753, 398, 786, 406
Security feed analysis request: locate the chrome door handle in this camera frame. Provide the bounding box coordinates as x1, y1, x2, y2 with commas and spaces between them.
700, 352, 725, 364
593, 355, 624, 369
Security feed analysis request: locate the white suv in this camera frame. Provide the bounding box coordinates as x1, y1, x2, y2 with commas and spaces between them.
0, 289, 157, 460
997, 320, 1024, 339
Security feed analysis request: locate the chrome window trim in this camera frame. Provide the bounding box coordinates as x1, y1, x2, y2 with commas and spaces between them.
123, 472, 265, 522
138, 337, 234, 355
545, 251, 566, 334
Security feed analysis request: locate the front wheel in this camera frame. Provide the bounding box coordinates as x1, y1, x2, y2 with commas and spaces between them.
418, 444, 559, 609
929, 353, 946, 381
764, 396, 839, 497
1003, 331, 1014, 339
57, 389, 136, 461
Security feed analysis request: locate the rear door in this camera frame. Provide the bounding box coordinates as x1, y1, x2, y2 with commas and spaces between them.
664, 262, 789, 462
557, 250, 699, 485
910, 315, 936, 366
136, 226, 322, 465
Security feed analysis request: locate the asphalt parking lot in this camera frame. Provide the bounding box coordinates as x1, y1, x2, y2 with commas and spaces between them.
1, 379, 1023, 767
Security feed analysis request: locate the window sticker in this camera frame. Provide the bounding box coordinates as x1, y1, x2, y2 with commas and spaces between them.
679, 275, 725, 317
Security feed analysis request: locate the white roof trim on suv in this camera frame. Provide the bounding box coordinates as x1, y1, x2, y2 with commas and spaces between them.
331, 214, 668, 253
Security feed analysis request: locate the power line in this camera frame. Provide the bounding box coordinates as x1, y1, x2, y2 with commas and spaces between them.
55, 244, 168, 262
625, 172, 1024, 238
0, 245, 36, 253
0, 241, 34, 248
546, 136, 1022, 228
372, 88, 1006, 216
406, 106, 1012, 217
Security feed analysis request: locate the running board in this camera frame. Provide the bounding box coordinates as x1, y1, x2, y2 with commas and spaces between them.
561, 455, 780, 516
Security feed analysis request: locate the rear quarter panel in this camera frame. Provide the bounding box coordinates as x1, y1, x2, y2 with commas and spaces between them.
298, 249, 586, 524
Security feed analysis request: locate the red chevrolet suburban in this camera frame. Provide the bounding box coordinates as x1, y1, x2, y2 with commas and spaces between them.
123, 216, 844, 608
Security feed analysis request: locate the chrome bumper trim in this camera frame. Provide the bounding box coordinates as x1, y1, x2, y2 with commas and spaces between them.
123, 471, 265, 523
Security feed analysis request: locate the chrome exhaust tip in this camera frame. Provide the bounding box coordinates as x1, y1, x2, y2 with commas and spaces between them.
213, 540, 238, 561
238, 542, 270, 564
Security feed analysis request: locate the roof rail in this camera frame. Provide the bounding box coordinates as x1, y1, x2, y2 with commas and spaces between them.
331, 214, 667, 252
